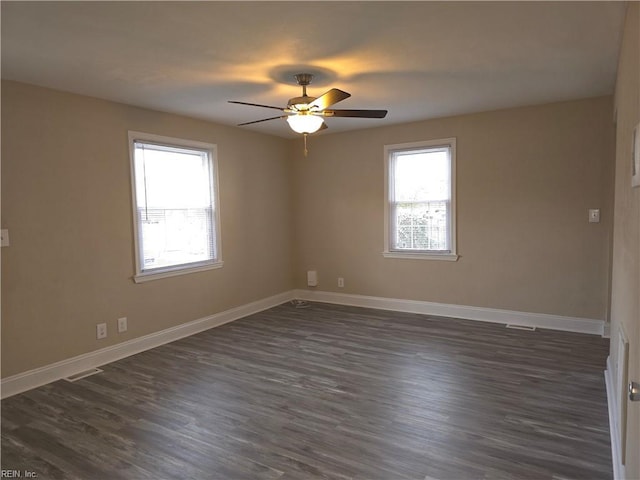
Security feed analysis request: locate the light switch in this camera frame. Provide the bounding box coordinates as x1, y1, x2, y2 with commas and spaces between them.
0, 229, 9, 247
589, 209, 600, 223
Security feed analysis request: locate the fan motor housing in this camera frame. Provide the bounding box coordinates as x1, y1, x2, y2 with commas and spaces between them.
287, 96, 317, 110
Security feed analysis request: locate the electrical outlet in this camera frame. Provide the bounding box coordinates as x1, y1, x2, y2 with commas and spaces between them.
117, 317, 127, 333
96, 323, 107, 340
338, 277, 345, 288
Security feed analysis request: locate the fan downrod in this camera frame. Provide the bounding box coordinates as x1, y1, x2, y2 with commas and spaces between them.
294, 73, 314, 97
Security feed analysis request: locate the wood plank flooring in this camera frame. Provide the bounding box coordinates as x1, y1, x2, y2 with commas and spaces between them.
1, 302, 612, 479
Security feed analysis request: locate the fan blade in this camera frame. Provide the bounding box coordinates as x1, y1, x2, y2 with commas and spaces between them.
228, 101, 284, 111
237, 115, 287, 126
323, 109, 388, 118
308, 89, 351, 110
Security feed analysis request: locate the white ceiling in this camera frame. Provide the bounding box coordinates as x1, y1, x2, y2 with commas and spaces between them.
1, 1, 626, 138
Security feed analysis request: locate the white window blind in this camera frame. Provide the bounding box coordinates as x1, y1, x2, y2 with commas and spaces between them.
130, 133, 221, 281
385, 139, 457, 260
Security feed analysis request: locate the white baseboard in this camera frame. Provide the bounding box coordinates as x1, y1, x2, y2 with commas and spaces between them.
1, 289, 606, 399
1, 291, 295, 399
293, 289, 605, 335
605, 356, 626, 480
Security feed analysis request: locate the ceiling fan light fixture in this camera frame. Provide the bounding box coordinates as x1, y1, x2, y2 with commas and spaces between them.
286, 114, 324, 134
229, 72, 387, 142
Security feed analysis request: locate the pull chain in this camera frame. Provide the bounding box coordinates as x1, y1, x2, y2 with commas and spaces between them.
303, 133, 309, 157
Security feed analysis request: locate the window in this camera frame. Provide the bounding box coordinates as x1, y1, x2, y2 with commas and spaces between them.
384, 138, 457, 261
129, 132, 222, 282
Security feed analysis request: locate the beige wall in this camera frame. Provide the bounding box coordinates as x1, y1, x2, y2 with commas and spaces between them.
610, 3, 640, 478
1, 81, 294, 377
1, 83, 617, 380
292, 97, 615, 321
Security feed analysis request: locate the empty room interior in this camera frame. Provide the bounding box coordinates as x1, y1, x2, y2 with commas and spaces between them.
1, 2, 639, 479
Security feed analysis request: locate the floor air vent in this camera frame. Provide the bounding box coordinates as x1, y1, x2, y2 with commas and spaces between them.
290, 299, 310, 309
64, 368, 103, 382
505, 324, 536, 331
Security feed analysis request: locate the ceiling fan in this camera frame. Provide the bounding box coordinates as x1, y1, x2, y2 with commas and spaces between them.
229, 73, 388, 154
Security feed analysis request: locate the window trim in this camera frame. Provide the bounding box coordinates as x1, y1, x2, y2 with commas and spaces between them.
383, 138, 458, 261
128, 131, 223, 283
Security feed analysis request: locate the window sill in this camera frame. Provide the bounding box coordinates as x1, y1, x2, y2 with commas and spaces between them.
133, 261, 224, 283
382, 252, 459, 262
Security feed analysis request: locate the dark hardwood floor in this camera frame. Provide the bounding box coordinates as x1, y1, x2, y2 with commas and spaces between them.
2, 302, 612, 479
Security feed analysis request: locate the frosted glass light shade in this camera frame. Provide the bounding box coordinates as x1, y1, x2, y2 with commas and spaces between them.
286, 114, 324, 134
